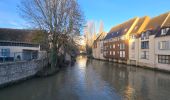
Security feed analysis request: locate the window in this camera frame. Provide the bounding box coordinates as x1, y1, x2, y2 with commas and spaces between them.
123, 51, 125, 58
141, 41, 149, 49
113, 51, 115, 55
110, 51, 112, 55
161, 28, 170, 35
120, 51, 125, 58
131, 42, 135, 50
1, 49, 10, 57
158, 55, 170, 64
113, 44, 115, 48
120, 51, 122, 57
141, 51, 149, 59
117, 32, 119, 34
141, 31, 150, 40
159, 41, 169, 50
0, 42, 39, 47
120, 43, 125, 50
110, 45, 112, 49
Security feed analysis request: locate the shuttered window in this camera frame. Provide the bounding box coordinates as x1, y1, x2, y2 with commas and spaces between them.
159, 41, 169, 50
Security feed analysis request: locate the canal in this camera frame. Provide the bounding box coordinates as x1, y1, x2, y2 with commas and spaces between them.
0, 56, 170, 100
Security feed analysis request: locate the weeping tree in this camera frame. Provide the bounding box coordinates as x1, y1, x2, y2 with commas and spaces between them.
19, 0, 84, 68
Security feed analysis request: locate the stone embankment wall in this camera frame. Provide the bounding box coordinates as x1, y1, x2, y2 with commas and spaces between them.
0, 59, 48, 86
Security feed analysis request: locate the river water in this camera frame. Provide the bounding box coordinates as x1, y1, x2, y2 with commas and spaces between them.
0, 56, 170, 100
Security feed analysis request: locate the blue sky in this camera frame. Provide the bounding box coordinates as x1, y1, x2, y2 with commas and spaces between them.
0, 0, 170, 32
0, 0, 27, 29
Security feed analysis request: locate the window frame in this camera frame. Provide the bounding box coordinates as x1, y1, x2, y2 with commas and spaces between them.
159, 41, 169, 50
1, 48, 10, 57
141, 41, 149, 49
141, 51, 149, 60
158, 55, 170, 64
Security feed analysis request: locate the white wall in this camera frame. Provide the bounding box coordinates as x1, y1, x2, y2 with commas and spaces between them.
129, 39, 139, 65
155, 36, 170, 71
0, 46, 40, 59
93, 41, 101, 59
155, 36, 170, 54
99, 41, 105, 60
92, 40, 105, 60
138, 35, 155, 68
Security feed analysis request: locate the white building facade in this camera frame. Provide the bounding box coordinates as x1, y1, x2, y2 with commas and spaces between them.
0, 41, 40, 62
92, 32, 106, 60
155, 35, 170, 71
129, 16, 150, 66
138, 12, 170, 68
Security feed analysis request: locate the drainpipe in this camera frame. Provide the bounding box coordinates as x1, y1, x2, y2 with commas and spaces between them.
137, 37, 139, 66
153, 37, 156, 68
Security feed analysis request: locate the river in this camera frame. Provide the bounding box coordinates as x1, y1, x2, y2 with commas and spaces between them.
0, 55, 170, 100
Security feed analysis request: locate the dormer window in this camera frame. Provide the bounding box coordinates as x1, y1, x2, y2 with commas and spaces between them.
141, 31, 150, 40
161, 28, 170, 35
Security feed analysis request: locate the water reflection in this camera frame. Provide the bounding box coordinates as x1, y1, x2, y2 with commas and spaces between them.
0, 56, 170, 100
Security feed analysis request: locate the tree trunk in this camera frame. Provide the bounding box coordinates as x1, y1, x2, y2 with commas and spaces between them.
50, 47, 58, 69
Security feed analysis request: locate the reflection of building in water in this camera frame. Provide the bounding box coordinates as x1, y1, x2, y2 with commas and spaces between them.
90, 59, 129, 96
128, 67, 170, 100
90, 59, 170, 100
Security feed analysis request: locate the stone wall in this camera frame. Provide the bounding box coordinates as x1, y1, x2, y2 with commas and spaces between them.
0, 59, 48, 86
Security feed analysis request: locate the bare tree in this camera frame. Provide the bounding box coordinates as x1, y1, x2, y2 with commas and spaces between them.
84, 21, 97, 55
19, 0, 85, 68
99, 21, 104, 33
